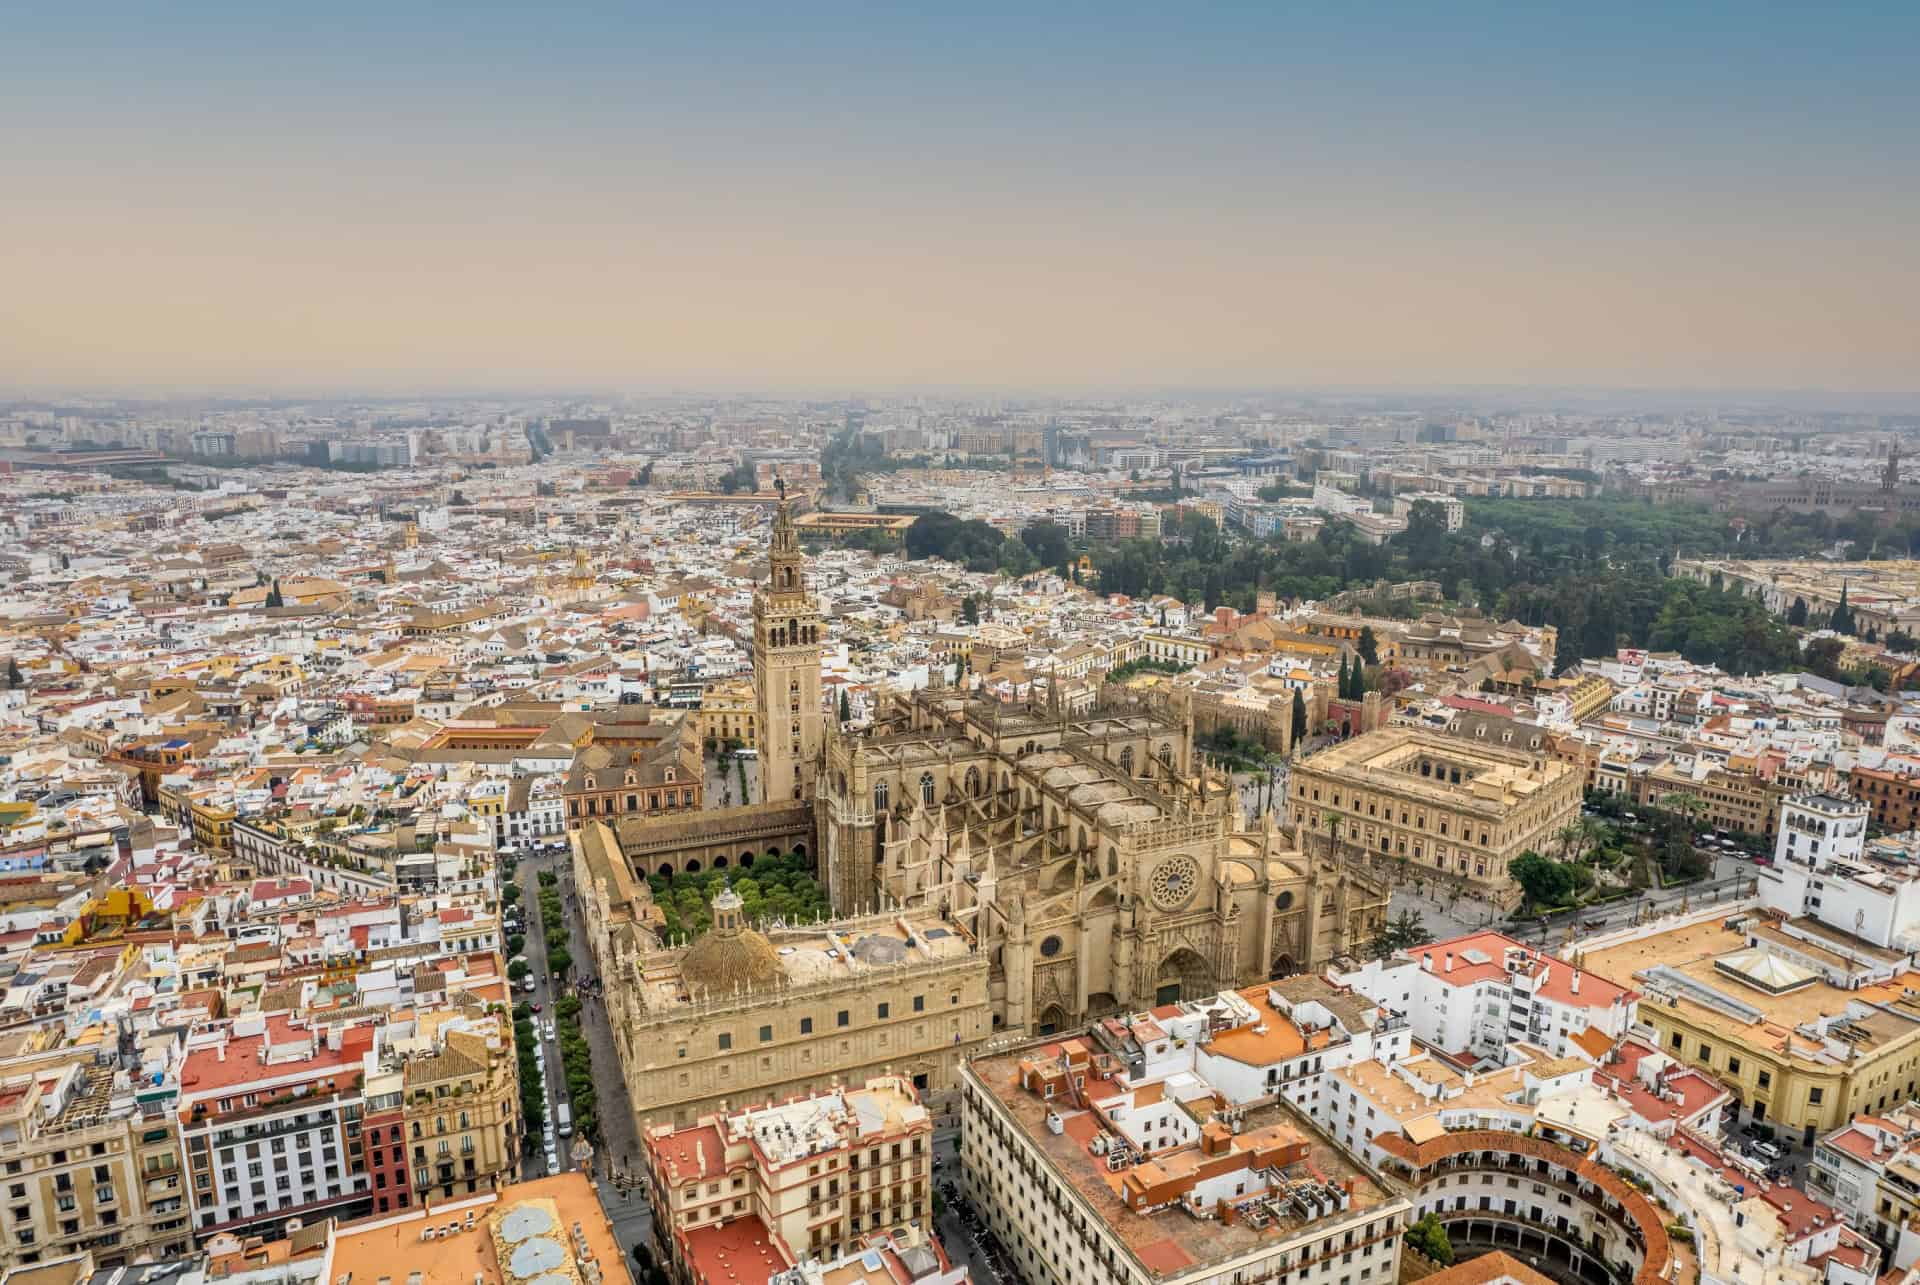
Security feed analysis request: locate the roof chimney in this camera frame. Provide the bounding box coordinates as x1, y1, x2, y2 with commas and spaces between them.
1422, 953, 1433, 973
1444, 952, 1454, 974
695, 1139, 705, 1172
1571, 970, 1582, 995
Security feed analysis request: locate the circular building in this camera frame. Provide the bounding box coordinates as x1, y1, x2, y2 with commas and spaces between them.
1373, 1130, 1675, 1285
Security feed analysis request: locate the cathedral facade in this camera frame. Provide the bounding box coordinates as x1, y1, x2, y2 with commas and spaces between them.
815, 679, 1390, 1033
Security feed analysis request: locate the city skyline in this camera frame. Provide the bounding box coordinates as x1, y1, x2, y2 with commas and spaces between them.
4, 1, 1916, 395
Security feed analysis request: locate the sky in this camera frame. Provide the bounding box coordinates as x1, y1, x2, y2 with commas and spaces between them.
2, 1, 1916, 397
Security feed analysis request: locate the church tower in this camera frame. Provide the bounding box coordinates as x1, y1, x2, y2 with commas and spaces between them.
1886, 442, 1902, 493
754, 485, 824, 803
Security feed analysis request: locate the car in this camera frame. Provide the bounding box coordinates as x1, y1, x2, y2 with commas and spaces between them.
1753, 1140, 1784, 1163
530, 1002, 542, 1013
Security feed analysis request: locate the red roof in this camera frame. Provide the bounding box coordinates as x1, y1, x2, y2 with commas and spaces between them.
1421, 931, 1632, 1011
179, 1016, 372, 1098
650, 1123, 726, 1183
682, 1214, 791, 1285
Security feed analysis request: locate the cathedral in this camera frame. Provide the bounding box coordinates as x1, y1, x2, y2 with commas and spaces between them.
602, 489, 1392, 1038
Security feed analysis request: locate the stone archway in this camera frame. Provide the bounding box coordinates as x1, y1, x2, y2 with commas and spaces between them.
1269, 953, 1296, 980
1153, 947, 1214, 1006
657, 863, 674, 877
791, 842, 807, 861
1036, 1004, 1069, 1036
713, 855, 728, 869
685, 859, 701, 874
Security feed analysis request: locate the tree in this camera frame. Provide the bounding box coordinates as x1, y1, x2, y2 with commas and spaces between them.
838, 689, 852, 724
1020, 520, 1071, 570
1406, 1213, 1455, 1266
265, 579, 284, 609
3, 657, 20, 688
1787, 597, 1809, 626
961, 596, 980, 625
508, 960, 530, 981
546, 944, 573, 977
717, 462, 757, 494
1337, 653, 1350, 701
1290, 689, 1308, 745
1357, 626, 1379, 666
1368, 909, 1433, 960
1509, 851, 1578, 909
1831, 582, 1856, 635
1806, 636, 1847, 681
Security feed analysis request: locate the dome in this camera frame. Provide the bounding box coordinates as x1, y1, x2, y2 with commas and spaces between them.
680, 886, 786, 995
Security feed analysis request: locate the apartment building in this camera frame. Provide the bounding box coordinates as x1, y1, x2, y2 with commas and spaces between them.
0, 1061, 190, 1273
643, 1075, 937, 1276
1811, 1102, 1920, 1268
1850, 766, 1920, 835
1333, 931, 1639, 1064
177, 1016, 379, 1238
959, 991, 1410, 1285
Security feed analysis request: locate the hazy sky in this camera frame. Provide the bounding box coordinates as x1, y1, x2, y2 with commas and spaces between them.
4, 1, 1916, 395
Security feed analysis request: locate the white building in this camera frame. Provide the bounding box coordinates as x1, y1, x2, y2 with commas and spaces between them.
1333, 930, 1639, 1064
1759, 795, 1920, 953
959, 979, 1411, 1285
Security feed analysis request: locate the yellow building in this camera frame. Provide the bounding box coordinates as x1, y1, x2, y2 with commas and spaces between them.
596, 885, 993, 1129
1582, 918, 1920, 1147
1291, 727, 1582, 906
0, 1061, 191, 1273
394, 1022, 522, 1203
694, 677, 757, 749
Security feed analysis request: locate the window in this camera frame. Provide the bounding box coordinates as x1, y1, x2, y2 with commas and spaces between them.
1810, 1087, 1824, 1105
1728, 1057, 1741, 1075
913, 995, 924, 1012
800, 1017, 813, 1035
920, 773, 935, 807
759, 1025, 773, 1043
837, 1010, 849, 1028
718, 1033, 732, 1051
878, 1003, 890, 1020
1700, 1043, 1713, 1061
1758, 1070, 1772, 1089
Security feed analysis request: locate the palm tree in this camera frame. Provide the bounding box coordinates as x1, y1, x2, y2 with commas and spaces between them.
1554, 822, 1586, 863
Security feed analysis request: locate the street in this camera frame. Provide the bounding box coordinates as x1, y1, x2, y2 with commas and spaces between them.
518, 850, 655, 1264
934, 1128, 1021, 1285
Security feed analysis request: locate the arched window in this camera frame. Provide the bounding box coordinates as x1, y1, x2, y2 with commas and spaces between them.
965, 766, 980, 796
874, 781, 888, 814
1157, 743, 1173, 768
921, 772, 936, 807
1119, 746, 1134, 775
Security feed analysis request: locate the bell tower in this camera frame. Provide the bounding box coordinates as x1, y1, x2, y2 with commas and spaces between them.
754, 480, 823, 803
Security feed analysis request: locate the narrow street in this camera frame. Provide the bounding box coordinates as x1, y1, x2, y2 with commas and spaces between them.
514, 857, 568, 1183
524, 849, 654, 1263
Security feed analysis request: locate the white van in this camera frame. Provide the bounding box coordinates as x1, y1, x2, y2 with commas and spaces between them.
557, 1104, 574, 1138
